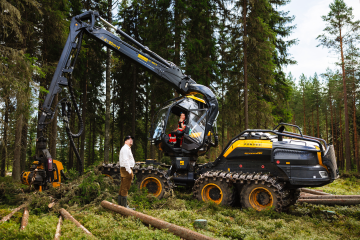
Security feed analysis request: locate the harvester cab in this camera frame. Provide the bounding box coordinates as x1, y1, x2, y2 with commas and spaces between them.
150, 95, 218, 159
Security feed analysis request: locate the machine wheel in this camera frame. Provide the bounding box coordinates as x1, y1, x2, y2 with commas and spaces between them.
193, 175, 235, 206
240, 183, 280, 211
134, 167, 172, 199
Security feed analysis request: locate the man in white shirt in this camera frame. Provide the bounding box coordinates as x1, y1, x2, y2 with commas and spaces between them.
118, 135, 135, 209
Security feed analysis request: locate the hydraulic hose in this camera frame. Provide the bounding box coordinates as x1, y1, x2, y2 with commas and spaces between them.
67, 76, 84, 138
63, 76, 84, 175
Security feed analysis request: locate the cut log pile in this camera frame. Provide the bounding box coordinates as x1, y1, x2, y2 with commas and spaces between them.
298, 188, 360, 205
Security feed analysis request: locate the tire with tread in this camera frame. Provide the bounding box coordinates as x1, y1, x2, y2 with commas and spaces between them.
240, 183, 281, 211
193, 172, 235, 206
134, 168, 171, 199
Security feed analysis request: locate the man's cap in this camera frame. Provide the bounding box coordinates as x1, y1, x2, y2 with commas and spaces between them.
124, 135, 134, 142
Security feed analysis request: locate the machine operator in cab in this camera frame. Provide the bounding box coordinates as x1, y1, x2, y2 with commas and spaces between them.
169, 112, 187, 147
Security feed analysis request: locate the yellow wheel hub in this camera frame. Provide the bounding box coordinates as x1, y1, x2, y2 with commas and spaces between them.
201, 183, 223, 204
103, 174, 113, 180
140, 177, 162, 197
249, 187, 273, 211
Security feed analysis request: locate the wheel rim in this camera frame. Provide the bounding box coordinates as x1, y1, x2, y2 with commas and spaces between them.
249, 187, 273, 211
140, 177, 162, 197
201, 183, 223, 204
103, 174, 113, 180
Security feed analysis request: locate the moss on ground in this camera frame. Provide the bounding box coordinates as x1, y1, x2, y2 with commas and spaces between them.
0, 170, 360, 239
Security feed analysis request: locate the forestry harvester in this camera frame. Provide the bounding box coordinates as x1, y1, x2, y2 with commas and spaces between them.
21, 11, 339, 211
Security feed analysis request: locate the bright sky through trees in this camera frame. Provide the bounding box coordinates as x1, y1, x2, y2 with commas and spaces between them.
282, 0, 360, 80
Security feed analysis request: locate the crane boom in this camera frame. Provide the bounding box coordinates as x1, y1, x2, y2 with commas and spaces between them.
34, 11, 218, 182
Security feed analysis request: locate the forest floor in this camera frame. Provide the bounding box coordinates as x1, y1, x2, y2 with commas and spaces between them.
0, 168, 360, 240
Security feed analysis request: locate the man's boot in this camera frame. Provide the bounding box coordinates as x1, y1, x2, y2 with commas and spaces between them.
121, 196, 135, 210
117, 195, 122, 205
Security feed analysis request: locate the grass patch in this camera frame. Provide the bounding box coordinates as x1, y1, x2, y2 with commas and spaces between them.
0, 169, 360, 239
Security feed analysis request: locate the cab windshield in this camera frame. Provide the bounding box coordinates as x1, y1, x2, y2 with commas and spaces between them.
152, 105, 171, 139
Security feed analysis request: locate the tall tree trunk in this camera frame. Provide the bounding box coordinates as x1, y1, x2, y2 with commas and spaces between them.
243, 0, 248, 129
312, 110, 314, 136
353, 90, 358, 172
80, 57, 88, 169
92, 119, 96, 165
174, 0, 181, 66
13, 103, 23, 182
339, 31, 352, 172
131, 65, 137, 155
104, 0, 113, 163
68, 110, 75, 170
149, 90, 155, 159
50, 94, 58, 159
317, 102, 320, 138
144, 80, 149, 160
120, 98, 124, 154
302, 86, 306, 135
325, 106, 328, 144
227, 127, 230, 143
112, 99, 115, 163
339, 108, 344, 169
87, 120, 92, 166
1, 97, 9, 177
20, 117, 28, 173
330, 95, 335, 145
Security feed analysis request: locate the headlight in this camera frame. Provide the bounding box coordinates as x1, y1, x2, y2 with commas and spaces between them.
319, 171, 328, 178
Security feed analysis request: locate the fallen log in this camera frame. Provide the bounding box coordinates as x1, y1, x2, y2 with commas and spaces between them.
300, 195, 360, 199
298, 198, 360, 205
54, 216, 62, 240
301, 188, 332, 195
59, 208, 94, 237
101, 200, 215, 240
0, 203, 27, 223
20, 207, 29, 230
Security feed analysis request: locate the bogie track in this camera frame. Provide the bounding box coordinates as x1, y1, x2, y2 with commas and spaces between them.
193, 170, 301, 211
99, 163, 173, 199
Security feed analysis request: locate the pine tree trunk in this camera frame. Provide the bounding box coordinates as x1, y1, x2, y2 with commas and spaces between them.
80, 59, 88, 169
144, 80, 149, 160
68, 110, 75, 170
50, 94, 58, 159
317, 103, 320, 138
312, 110, 314, 137
20, 117, 28, 173
1, 97, 9, 177
243, 0, 248, 129
325, 105, 328, 144
112, 100, 115, 162
104, 0, 112, 164
330, 96, 335, 146
92, 119, 96, 165
88, 121, 92, 166
227, 127, 230, 143
339, 108, 344, 169
132, 65, 137, 155
303, 87, 306, 135
339, 30, 352, 172
120, 99, 124, 155
174, 0, 181, 66
149, 92, 155, 159
353, 91, 358, 172
13, 109, 23, 182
